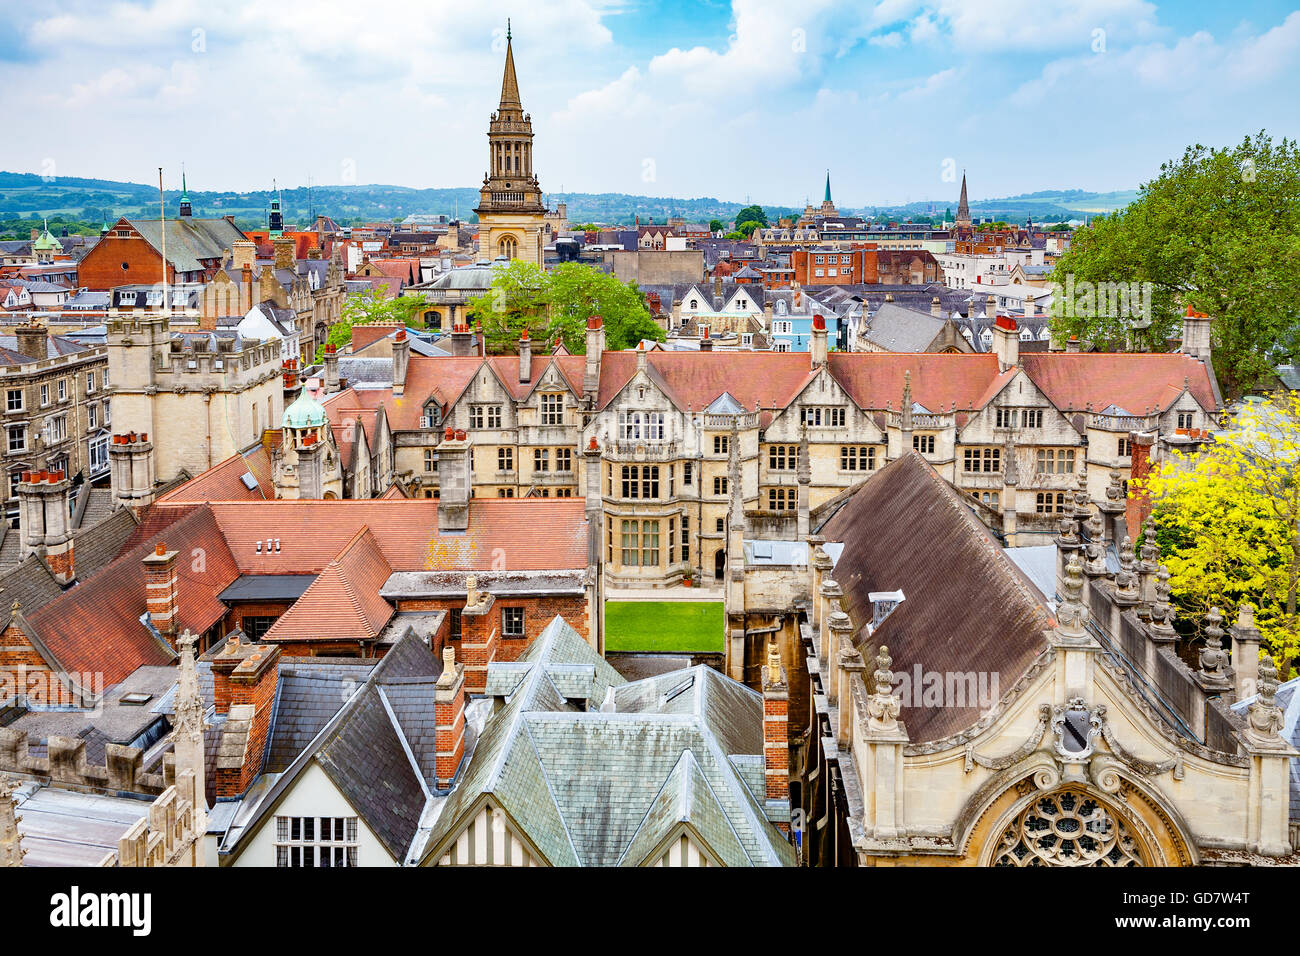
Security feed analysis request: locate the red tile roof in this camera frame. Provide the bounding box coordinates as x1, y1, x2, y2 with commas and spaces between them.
1020, 353, 1217, 413
157, 448, 273, 504
829, 353, 1001, 413
262, 528, 394, 644
29, 507, 240, 686
596, 351, 818, 414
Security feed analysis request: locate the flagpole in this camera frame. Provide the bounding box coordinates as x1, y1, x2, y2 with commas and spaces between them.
158, 167, 170, 318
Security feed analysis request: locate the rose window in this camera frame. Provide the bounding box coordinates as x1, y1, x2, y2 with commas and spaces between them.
991, 789, 1143, 867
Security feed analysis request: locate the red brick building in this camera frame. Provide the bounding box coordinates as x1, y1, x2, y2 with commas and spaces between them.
791, 246, 942, 286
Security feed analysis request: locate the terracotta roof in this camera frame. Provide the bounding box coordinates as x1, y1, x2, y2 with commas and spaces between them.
1021, 353, 1217, 413
815, 453, 1051, 743
149, 497, 592, 574
28, 507, 241, 686
157, 448, 273, 504
828, 352, 1000, 413
596, 351, 818, 414
262, 528, 394, 644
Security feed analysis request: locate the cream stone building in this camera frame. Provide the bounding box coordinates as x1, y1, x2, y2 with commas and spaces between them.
313, 310, 1220, 593
106, 312, 283, 508
794, 453, 1297, 866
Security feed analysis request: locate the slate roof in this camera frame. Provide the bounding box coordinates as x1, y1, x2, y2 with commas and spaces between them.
417, 616, 794, 867
125, 217, 247, 273
222, 633, 443, 862
861, 301, 951, 352
814, 452, 1052, 743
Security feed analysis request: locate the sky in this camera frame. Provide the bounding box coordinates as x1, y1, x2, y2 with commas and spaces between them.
4, 0, 1299, 208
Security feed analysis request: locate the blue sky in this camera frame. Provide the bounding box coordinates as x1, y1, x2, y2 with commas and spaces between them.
4, 1, 1298, 208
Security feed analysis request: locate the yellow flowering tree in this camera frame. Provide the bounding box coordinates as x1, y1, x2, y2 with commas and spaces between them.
1144, 391, 1300, 677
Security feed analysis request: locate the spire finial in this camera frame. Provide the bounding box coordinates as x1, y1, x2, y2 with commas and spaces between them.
507, 18, 511, 41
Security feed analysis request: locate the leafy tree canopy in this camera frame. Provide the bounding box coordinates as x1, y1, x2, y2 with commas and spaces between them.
467, 260, 665, 354
1144, 391, 1300, 677
1049, 131, 1300, 396
313, 289, 429, 362
734, 204, 768, 229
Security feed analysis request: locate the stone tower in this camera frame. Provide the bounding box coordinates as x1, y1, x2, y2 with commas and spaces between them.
474, 22, 547, 265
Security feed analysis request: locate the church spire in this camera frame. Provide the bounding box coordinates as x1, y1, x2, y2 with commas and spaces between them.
824, 169, 832, 204
499, 21, 521, 110
179, 164, 193, 218
956, 170, 971, 225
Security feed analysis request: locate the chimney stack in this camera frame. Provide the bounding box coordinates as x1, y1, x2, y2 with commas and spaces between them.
272, 235, 296, 271
392, 328, 410, 396
434, 646, 467, 789
761, 639, 790, 810
1180, 305, 1212, 364
110, 432, 156, 513
17, 470, 74, 584
931, 296, 942, 318
583, 316, 605, 399
143, 542, 180, 644
518, 328, 532, 384
810, 314, 828, 367
436, 427, 471, 533
14, 321, 48, 361
699, 327, 713, 352
231, 240, 257, 272
992, 315, 1020, 372
214, 642, 281, 798
323, 343, 339, 392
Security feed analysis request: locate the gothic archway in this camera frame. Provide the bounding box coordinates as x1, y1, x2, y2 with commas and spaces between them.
499, 236, 518, 259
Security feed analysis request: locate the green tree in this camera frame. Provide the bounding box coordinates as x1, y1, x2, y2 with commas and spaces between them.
313, 290, 429, 362
1144, 391, 1300, 676
468, 261, 665, 354
734, 204, 768, 230
708, 219, 724, 233
1049, 131, 1300, 396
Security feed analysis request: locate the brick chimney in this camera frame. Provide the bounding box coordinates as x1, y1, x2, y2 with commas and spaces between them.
392, 328, 410, 397
810, 314, 828, 367
584, 316, 605, 398
17, 470, 74, 584
992, 315, 1019, 372
214, 641, 281, 798
761, 639, 789, 804
518, 328, 532, 384
436, 427, 470, 533
434, 646, 466, 788
143, 542, 179, 644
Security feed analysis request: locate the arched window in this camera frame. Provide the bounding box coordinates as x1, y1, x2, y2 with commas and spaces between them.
499, 236, 518, 259
991, 790, 1144, 867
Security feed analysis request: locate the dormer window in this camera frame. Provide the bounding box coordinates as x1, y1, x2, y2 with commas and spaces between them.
869, 589, 905, 628
421, 403, 441, 428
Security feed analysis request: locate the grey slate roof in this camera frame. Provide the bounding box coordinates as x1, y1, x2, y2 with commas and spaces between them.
861, 301, 950, 352
417, 616, 795, 867
126, 217, 246, 274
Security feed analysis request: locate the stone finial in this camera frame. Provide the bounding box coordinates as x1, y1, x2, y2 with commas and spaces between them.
1148, 566, 1177, 641
1114, 536, 1138, 600
1084, 512, 1107, 576
1072, 469, 1090, 516
437, 646, 458, 687
1199, 607, 1229, 678
1056, 553, 1089, 640
1245, 653, 1286, 743
173, 630, 205, 737
1056, 512, 1078, 546
866, 645, 901, 732
1139, 514, 1160, 567
0, 776, 25, 867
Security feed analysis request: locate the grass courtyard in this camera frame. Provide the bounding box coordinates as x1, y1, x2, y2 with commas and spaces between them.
603, 601, 725, 653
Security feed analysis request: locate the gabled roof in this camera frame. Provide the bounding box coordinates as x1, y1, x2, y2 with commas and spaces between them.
26, 506, 241, 687
814, 453, 1052, 743
157, 447, 272, 503
262, 528, 395, 644
418, 616, 794, 867
1021, 352, 1217, 413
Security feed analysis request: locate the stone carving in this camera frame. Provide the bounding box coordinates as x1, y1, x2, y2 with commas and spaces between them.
1245, 653, 1286, 744
964, 704, 1051, 772
1105, 471, 1124, 502
1198, 607, 1229, 679
865, 645, 901, 732
991, 789, 1143, 867
1147, 565, 1177, 642
1114, 536, 1138, 602
1052, 697, 1101, 760
1084, 512, 1107, 576
1139, 515, 1160, 567
1096, 705, 1184, 779
1055, 554, 1089, 641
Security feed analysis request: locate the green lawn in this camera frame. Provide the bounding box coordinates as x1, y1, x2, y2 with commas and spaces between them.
604, 601, 724, 653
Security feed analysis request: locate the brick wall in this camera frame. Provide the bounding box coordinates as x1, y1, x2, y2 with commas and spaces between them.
77, 235, 172, 291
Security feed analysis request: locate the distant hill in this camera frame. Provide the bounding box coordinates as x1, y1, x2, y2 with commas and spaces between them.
0, 170, 1136, 230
